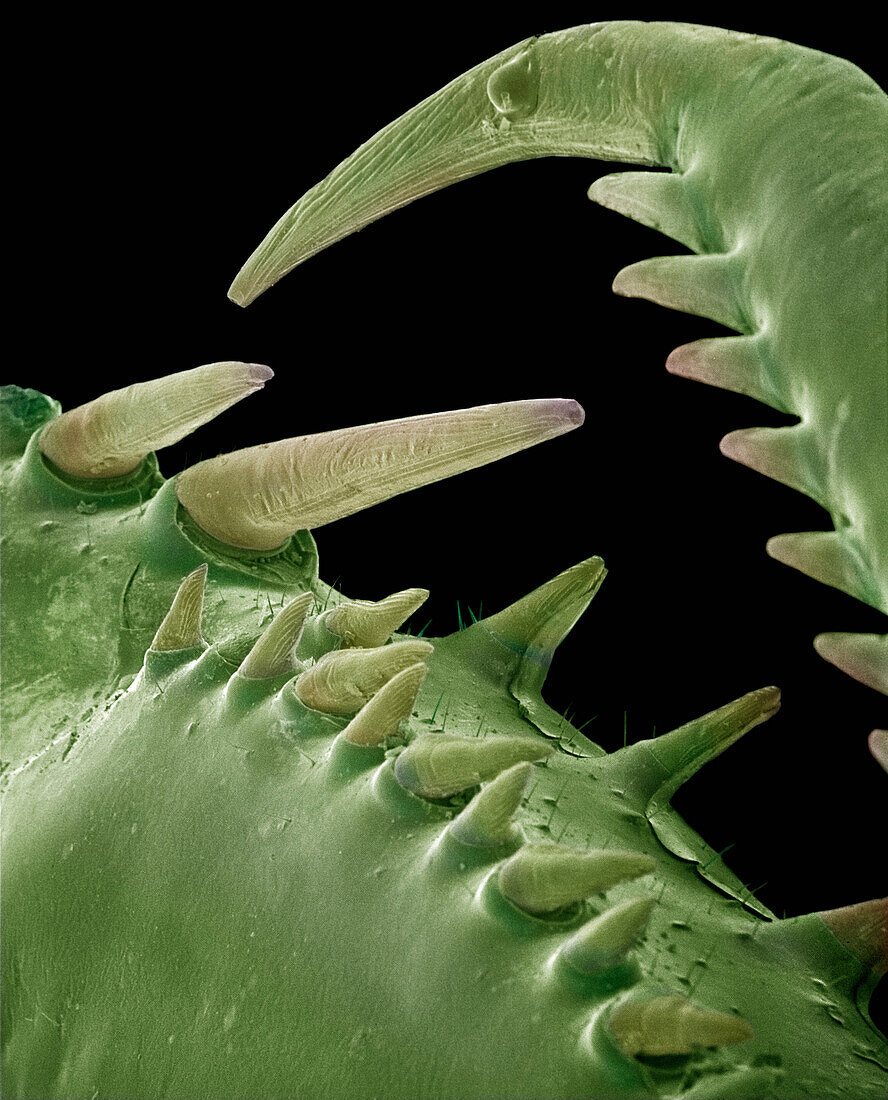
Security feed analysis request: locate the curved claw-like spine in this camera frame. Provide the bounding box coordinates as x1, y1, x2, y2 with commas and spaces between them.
587, 170, 705, 254
337, 663, 427, 747
813, 632, 888, 695
175, 399, 584, 551
39, 362, 272, 479
607, 994, 753, 1056
325, 590, 429, 649
447, 761, 533, 847
294, 639, 434, 714
613, 254, 746, 332
237, 592, 314, 680
394, 734, 553, 800
150, 565, 208, 652
498, 843, 656, 916
560, 896, 656, 974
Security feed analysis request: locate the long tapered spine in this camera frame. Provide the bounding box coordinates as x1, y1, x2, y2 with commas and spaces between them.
40, 362, 272, 479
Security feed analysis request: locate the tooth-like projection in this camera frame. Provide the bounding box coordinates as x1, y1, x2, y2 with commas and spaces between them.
813, 632, 888, 696
447, 761, 533, 847
588, 170, 705, 254
476, 557, 606, 686
325, 590, 429, 649
498, 843, 656, 916
150, 565, 208, 652
607, 687, 780, 805
767, 531, 877, 608
560, 896, 656, 974
39, 362, 272, 479
294, 639, 434, 714
175, 399, 584, 551
612, 254, 746, 333
665, 335, 784, 411
819, 898, 888, 978
337, 663, 427, 747
608, 994, 754, 1056
719, 425, 822, 505
394, 734, 553, 800
869, 729, 888, 774
237, 592, 314, 680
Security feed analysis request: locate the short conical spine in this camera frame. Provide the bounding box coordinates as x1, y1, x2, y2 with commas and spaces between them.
560, 896, 656, 973
238, 592, 314, 679
498, 843, 656, 916
607, 994, 754, 1056
295, 640, 434, 714
326, 589, 429, 649
337, 663, 428, 747
447, 762, 533, 846
150, 565, 208, 652
394, 734, 553, 800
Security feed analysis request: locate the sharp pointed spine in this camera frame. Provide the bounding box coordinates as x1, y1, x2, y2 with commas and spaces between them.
337, 663, 428, 747
477, 557, 606, 660
326, 589, 429, 649
39, 362, 272, 479
611, 687, 780, 803
560, 896, 656, 974
869, 730, 888, 774
150, 565, 208, 652
498, 843, 656, 916
719, 424, 823, 505
813, 633, 888, 695
447, 761, 533, 846
588, 170, 705, 253
237, 592, 314, 680
819, 898, 888, 978
394, 734, 553, 800
665, 335, 785, 411
767, 531, 877, 608
608, 994, 753, 1056
612, 253, 746, 333
174, 399, 584, 551
294, 639, 434, 714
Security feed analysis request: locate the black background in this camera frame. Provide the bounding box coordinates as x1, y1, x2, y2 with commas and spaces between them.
16, 5, 886, 1018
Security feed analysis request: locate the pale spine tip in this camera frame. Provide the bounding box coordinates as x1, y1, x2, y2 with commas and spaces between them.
174, 399, 584, 551
294, 640, 434, 714
607, 994, 753, 1057
237, 592, 314, 680
150, 565, 208, 652
447, 761, 534, 846
39, 362, 272, 479
813, 632, 888, 696
325, 589, 429, 649
560, 896, 656, 973
338, 663, 428, 747
869, 729, 888, 774
609, 686, 781, 803
497, 843, 656, 916
819, 897, 888, 978
393, 734, 553, 800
